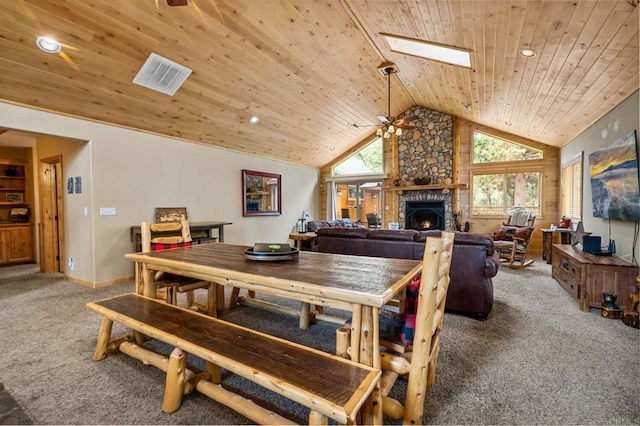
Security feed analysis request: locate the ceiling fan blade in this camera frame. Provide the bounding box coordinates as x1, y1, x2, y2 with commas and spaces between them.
352, 123, 379, 128
395, 116, 416, 124
395, 123, 415, 130
377, 115, 390, 125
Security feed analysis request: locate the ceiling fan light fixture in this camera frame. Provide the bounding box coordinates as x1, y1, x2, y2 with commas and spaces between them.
381, 33, 472, 68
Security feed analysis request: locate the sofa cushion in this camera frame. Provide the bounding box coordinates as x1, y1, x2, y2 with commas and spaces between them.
368, 229, 417, 241
307, 219, 364, 232
308, 221, 331, 232
413, 230, 443, 242
316, 227, 369, 239
415, 230, 495, 256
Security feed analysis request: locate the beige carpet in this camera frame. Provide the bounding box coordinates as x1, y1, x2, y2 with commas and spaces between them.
0, 259, 638, 425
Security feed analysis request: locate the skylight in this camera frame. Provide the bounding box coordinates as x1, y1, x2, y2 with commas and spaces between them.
381, 33, 472, 68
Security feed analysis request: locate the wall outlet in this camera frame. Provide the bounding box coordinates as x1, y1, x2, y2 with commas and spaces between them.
68, 257, 74, 270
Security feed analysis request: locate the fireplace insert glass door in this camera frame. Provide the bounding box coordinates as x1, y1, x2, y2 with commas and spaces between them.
334, 180, 382, 225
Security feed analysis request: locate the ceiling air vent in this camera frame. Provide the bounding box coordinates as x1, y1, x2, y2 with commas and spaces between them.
132, 53, 192, 96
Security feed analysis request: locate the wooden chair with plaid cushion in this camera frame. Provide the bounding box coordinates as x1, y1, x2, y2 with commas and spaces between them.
335, 231, 455, 424
140, 220, 217, 315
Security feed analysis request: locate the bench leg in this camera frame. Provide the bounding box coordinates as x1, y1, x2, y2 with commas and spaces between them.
308, 410, 328, 425
163, 348, 187, 413
93, 317, 113, 361
206, 361, 222, 384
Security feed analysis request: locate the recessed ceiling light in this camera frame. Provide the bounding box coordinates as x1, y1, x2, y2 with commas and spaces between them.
505, 121, 513, 126
519, 49, 537, 58
463, 104, 472, 112
249, 116, 260, 124
36, 36, 61, 54
381, 33, 472, 68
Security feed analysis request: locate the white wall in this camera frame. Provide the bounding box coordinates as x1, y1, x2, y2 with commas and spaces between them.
560, 90, 639, 262
0, 101, 320, 285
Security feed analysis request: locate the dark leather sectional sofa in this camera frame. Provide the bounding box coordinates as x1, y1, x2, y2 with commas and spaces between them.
312, 225, 499, 320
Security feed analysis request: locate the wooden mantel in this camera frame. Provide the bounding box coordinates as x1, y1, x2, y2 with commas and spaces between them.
384, 183, 468, 192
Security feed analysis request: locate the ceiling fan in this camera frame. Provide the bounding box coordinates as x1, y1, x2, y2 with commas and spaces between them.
352, 62, 415, 138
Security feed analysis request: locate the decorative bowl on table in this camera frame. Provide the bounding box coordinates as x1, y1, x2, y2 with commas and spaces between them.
244, 246, 299, 261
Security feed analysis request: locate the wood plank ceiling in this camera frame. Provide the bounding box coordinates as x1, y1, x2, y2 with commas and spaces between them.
0, 0, 637, 168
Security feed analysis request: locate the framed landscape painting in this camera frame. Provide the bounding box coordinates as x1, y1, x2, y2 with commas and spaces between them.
589, 130, 640, 222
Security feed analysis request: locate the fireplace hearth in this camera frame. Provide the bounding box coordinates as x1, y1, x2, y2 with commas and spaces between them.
405, 200, 445, 230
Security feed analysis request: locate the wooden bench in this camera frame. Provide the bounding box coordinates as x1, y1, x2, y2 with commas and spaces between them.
87, 293, 380, 425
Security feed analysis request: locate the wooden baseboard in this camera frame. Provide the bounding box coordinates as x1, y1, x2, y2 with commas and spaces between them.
64, 275, 134, 289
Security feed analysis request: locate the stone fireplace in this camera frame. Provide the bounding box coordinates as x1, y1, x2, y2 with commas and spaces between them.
405, 200, 445, 230
393, 105, 455, 230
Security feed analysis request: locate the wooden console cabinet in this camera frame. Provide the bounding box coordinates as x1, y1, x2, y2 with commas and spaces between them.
552, 244, 639, 311
0, 159, 33, 265
0, 224, 33, 264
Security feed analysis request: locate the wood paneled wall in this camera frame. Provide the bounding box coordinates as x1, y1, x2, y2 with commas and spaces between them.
457, 119, 560, 254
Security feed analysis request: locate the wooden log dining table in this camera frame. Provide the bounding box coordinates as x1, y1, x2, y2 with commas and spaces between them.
125, 242, 422, 424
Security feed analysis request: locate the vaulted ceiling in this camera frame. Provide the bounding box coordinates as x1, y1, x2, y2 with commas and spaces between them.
0, 0, 638, 168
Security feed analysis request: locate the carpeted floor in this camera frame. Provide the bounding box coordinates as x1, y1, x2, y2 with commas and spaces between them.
0, 259, 638, 425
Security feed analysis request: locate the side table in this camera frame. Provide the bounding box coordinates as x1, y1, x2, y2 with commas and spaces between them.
288, 232, 318, 251
130, 221, 232, 252
541, 228, 574, 264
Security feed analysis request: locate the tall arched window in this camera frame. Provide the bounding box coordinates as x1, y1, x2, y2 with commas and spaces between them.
327, 138, 385, 224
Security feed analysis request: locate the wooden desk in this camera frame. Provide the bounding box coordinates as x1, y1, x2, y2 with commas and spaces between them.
125, 242, 422, 424
541, 228, 573, 264
288, 231, 317, 250
130, 221, 232, 252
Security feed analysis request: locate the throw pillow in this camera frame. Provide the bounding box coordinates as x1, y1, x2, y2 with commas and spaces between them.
493, 224, 533, 241
400, 276, 421, 346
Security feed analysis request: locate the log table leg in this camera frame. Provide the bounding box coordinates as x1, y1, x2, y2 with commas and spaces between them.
335, 327, 351, 359
299, 302, 311, 329
352, 305, 382, 425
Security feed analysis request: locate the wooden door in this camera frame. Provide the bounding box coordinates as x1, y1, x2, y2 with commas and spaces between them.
39, 159, 64, 273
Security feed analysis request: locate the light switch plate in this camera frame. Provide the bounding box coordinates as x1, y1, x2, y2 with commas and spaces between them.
99, 207, 116, 216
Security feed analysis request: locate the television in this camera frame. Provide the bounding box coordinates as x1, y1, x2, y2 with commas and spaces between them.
588, 130, 640, 222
